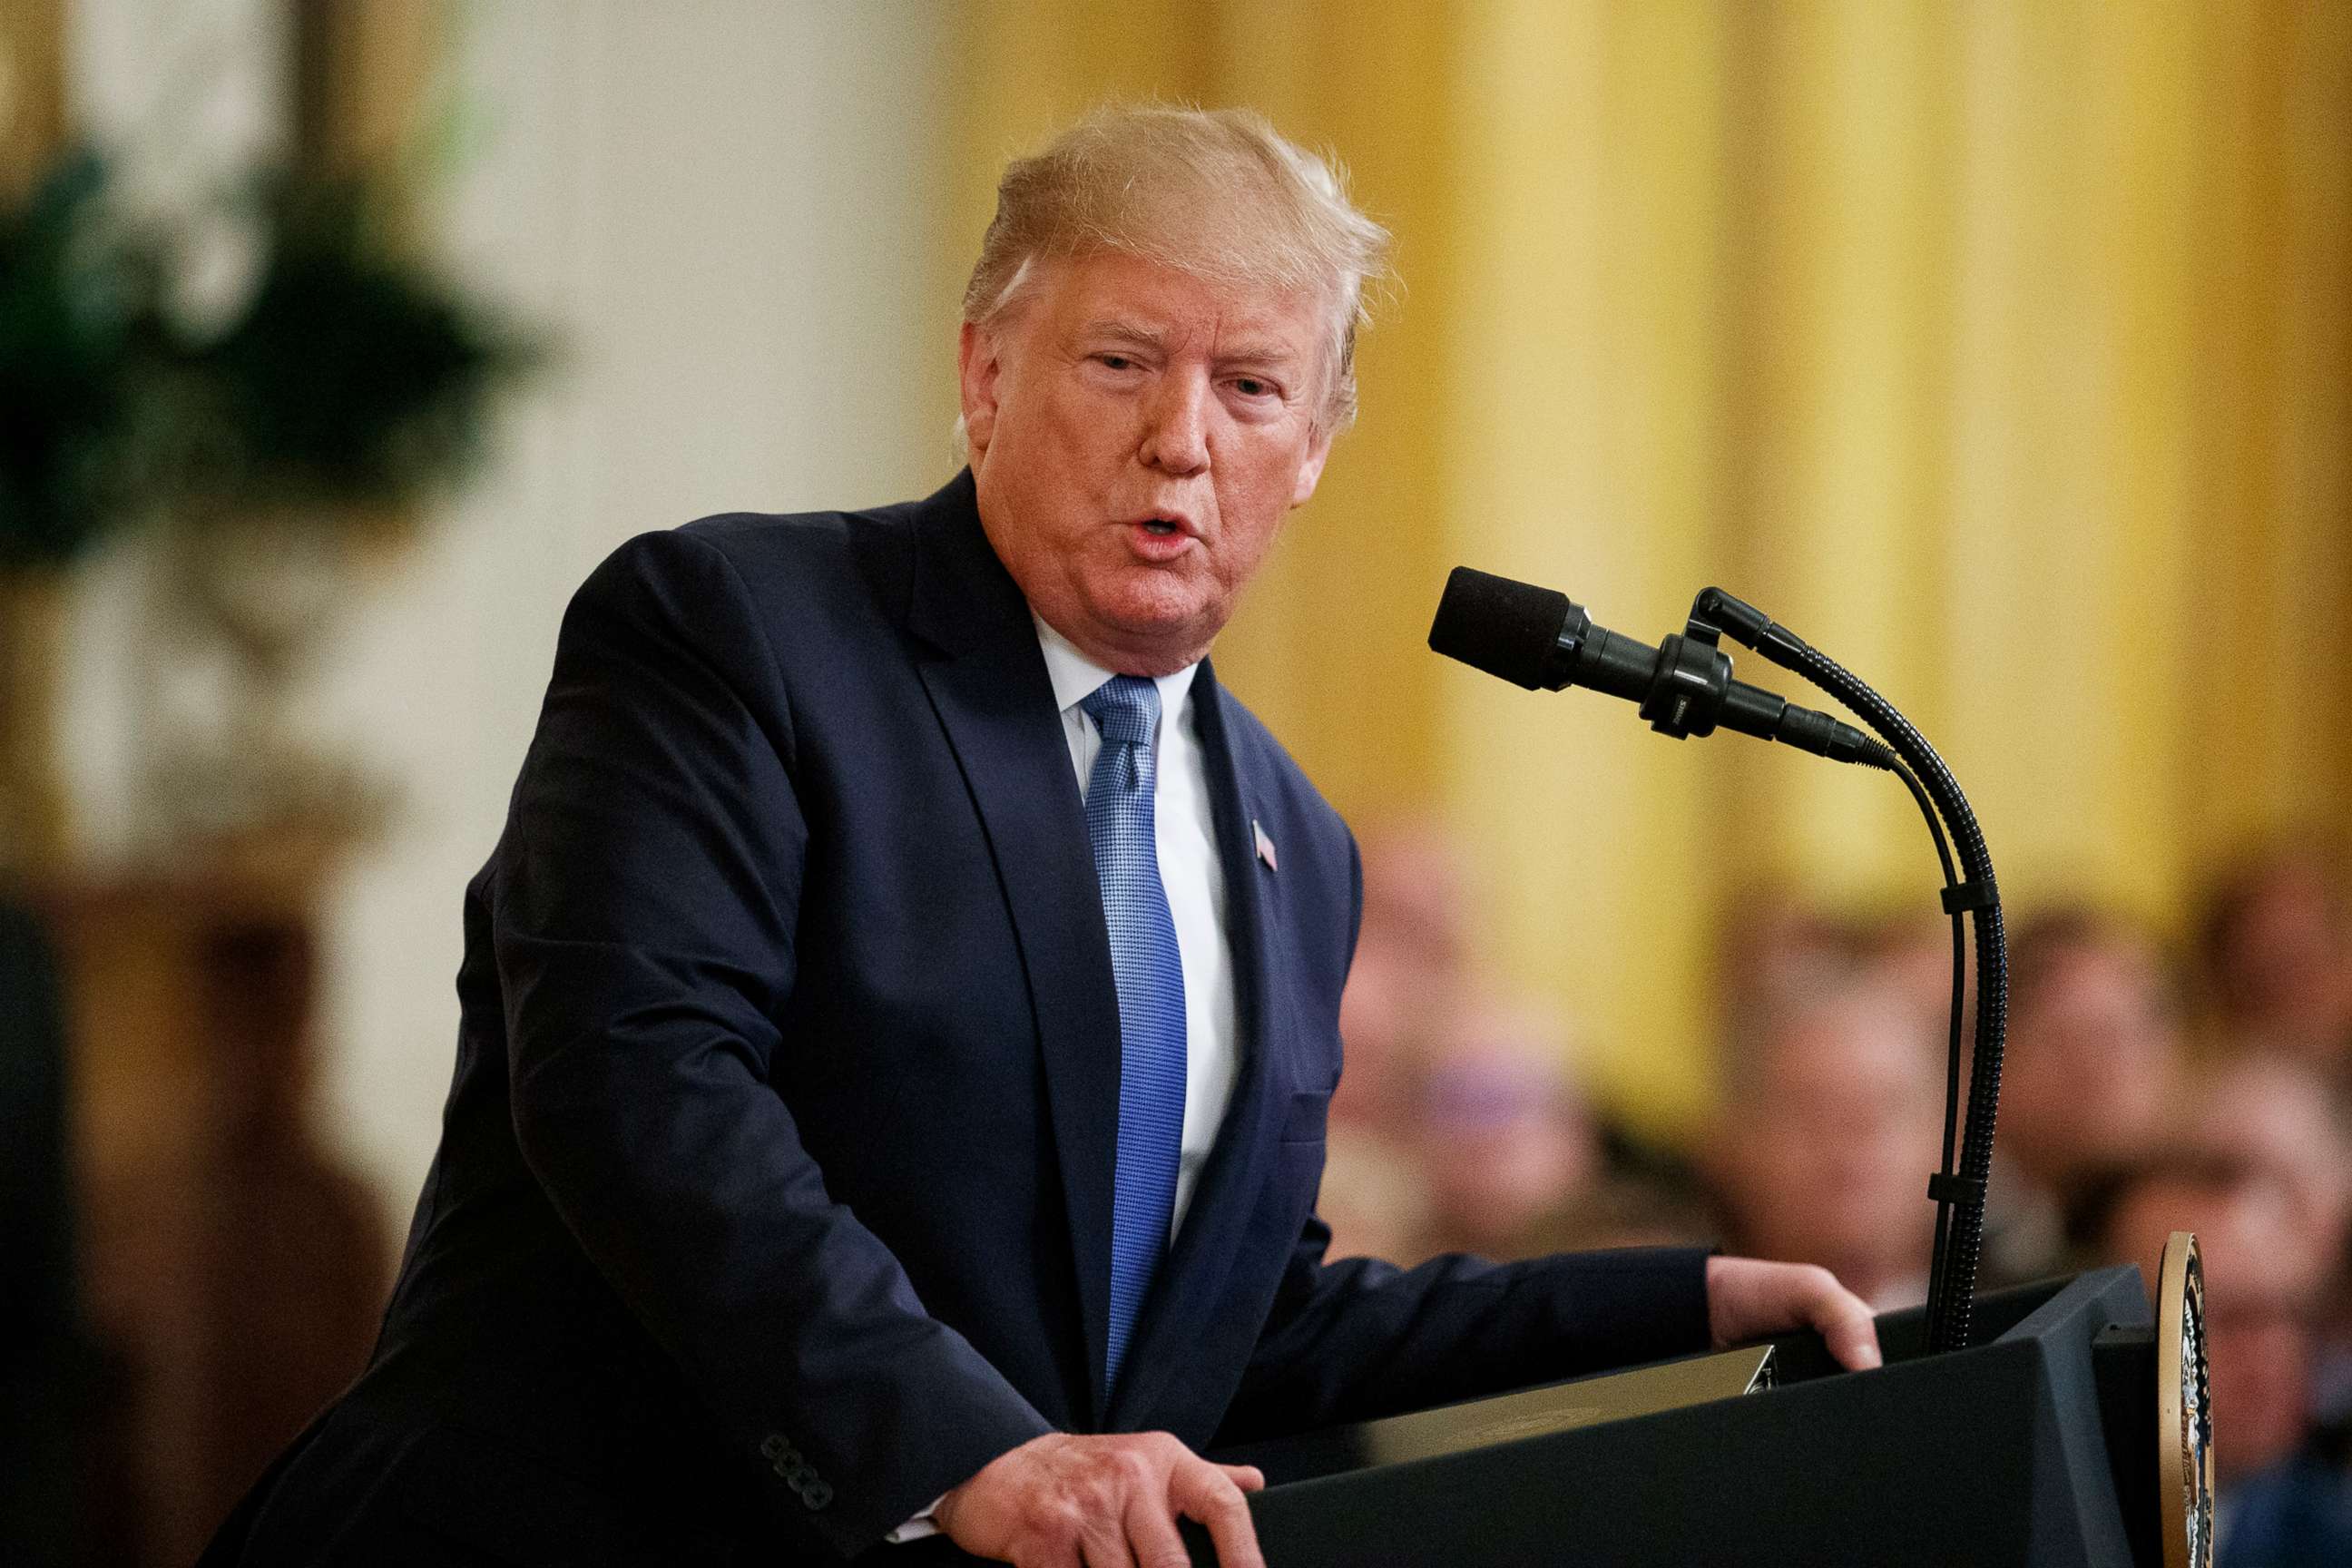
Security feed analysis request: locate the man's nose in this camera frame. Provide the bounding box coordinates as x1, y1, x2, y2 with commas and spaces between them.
1140, 371, 1210, 475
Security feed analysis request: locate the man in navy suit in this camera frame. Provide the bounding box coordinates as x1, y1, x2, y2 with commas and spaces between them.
209, 106, 1878, 1567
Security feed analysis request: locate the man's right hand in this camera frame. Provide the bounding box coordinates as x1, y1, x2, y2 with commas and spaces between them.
933, 1430, 1266, 1568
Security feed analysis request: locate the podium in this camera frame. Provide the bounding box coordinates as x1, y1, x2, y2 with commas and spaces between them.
1190, 1266, 2178, 1567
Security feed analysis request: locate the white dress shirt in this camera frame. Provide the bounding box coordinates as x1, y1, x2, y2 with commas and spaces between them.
886, 620, 1242, 1545
1033, 615, 1240, 1237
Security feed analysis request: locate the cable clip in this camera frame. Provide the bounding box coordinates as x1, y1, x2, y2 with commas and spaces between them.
1939, 877, 1997, 916
1927, 1172, 1987, 1207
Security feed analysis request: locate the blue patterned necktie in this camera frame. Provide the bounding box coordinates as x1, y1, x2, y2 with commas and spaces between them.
1079, 674, 1188, 1392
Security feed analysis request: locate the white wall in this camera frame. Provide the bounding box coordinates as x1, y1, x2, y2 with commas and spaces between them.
64, 0, 959, 1247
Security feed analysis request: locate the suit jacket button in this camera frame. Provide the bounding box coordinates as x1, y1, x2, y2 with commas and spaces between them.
802, 1479, 833, 1511
760, 1435, 789, 1464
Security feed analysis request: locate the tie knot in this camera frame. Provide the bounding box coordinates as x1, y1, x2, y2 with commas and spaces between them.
1081, 674, 1161, 750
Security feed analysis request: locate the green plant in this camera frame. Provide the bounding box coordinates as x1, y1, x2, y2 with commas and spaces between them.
2, 144, 538, 567
170, 172, 536, 518
0, 150, 172, 568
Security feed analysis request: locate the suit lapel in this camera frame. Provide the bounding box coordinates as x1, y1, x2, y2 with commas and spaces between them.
901, 475, 1121, 1428
1105, 656, 1288, 1429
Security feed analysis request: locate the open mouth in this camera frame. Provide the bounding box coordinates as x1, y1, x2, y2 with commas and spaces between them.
1125, 514, 1197, 557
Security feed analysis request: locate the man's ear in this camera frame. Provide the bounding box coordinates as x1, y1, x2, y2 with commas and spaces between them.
1290, 426, 1335, 508
958, 321, 1001, 459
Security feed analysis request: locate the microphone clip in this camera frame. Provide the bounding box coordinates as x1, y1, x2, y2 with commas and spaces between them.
1635, 588, 1761, 740
1636, 632, 1736, 740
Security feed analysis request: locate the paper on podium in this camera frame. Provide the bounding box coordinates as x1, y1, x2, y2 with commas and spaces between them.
1215, 1344, 1777, 1486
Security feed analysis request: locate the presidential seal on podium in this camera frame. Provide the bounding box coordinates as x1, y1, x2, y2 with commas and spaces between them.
2155, 1230, 2212, 1568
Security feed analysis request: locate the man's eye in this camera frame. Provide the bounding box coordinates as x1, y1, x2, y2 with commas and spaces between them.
1096, 354, 1137, 371
1231, 377, 1276, 398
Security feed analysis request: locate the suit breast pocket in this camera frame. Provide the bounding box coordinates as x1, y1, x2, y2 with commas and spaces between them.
1278, 1086, 1331, 1146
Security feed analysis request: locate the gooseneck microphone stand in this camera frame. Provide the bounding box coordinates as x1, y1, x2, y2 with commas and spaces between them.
1684, 588, 2004, 1357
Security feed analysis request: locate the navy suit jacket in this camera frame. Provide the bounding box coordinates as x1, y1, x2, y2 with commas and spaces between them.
216, 473, 1710, 1566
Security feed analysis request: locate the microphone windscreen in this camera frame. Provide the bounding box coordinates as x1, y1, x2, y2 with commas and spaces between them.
1428, 567, 1570, 690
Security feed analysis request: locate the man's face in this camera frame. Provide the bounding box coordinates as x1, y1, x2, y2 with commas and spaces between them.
2005, 943, 2180, 1178
2104, 1178, 2318, 1481
959, 250, 1334, 675
1729, 1003, 1941, 1261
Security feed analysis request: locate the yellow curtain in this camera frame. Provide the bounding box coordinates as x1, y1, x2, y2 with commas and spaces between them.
946, 0, 2352, 1143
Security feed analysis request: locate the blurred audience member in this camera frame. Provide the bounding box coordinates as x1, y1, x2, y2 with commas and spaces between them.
1332, 953, 1425, 1139
2200, 839, 2352, 1084
1704, 967, 1943, 1310
2220, 1430, 2352, 1568
1984, 908, 2185, 1283
1409, 995, 1599, 1260
1862, 908, 1972, 1044
2190, 1054, 2352, 1428
1324, 819, 1476, 1269
1332, 818, 1475, 1136
1317, 1129, 1436, 1264
1715, 886, 1864, 1026
2077, 1157, 2318, 1480
2070, 1155, 2348, 1564
2192, 1055, 2352, 1282
1521, 1152, 1719, 1255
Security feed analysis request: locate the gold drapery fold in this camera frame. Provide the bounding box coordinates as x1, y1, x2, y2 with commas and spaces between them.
946, 0, 2352, 1139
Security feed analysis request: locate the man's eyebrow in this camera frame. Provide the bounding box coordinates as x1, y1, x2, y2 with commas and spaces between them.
1077, 319, 1305, 367
1077, 319, 1170, 350
1215, 338, 1306, 368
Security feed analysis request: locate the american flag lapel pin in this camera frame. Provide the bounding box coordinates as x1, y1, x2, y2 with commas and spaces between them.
1252, 818, 1278, 872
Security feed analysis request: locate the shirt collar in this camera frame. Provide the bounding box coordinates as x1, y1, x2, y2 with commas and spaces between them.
1033, 614, 1200, 721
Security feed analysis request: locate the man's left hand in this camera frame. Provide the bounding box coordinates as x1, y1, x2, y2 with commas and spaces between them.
1704, 1257, 1882, 1371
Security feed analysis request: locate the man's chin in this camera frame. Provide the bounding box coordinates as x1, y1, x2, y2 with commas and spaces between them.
1083, 597, 1225, 674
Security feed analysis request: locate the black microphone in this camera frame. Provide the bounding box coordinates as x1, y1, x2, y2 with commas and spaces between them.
1428, 566, 1886, 766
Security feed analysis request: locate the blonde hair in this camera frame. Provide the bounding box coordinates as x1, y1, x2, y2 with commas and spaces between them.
962, 103, 1391, 438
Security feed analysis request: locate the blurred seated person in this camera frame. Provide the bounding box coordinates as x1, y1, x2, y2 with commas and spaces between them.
2200, 838, 2352, 1087
1518, 1140, 1719, 1256
1713, 886, 1865, 1026
2193, 1055, 2352, 1290
2067, 1154, 2346, 1566
1324, 822, 1478, 1269
1984, 907, 2185, 1283
1535, 1184, 1718, 1256
2191, 1054, 2352, 1428
1330, 819, 1476, 1137
1314, 1129, 1434, 1265
1407, 994, 1599, 1261
1703, 965, 1943, 1310
1862, 908, 1975, 1041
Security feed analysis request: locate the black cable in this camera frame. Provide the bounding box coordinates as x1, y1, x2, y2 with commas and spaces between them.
1689, 588, 2006, 1355
1880, 756, 1969, 1347
1762, 642, 2004, 1354
1934, 908, 1966, 1336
